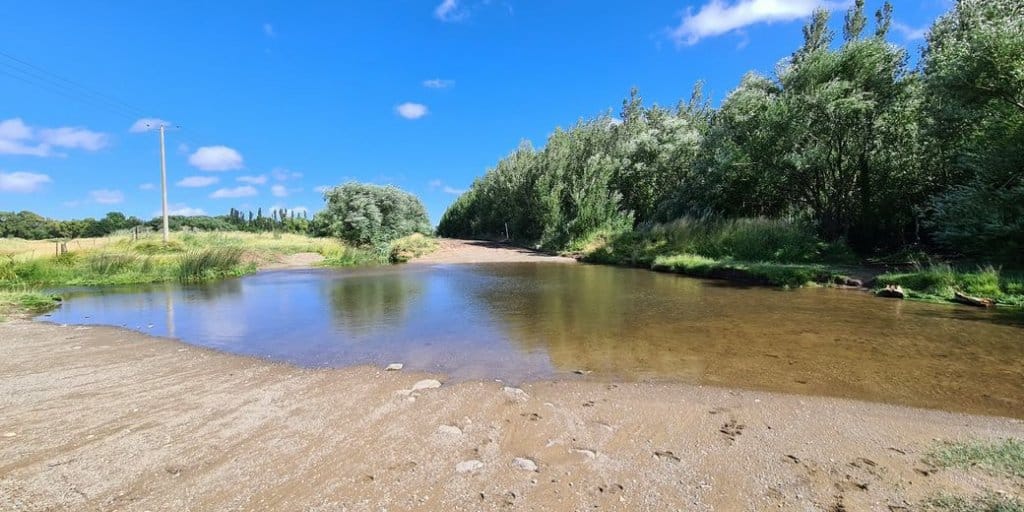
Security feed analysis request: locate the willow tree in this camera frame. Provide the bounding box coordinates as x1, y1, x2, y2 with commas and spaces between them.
924, 0, 1024, 262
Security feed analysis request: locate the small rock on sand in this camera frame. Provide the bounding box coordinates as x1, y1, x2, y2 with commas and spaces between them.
513, 457, 538, 472
456, 460, 484, 473
412, 379, 442, 391
503, 386, 529, 402
385, 363, 404, 371
2, 432, 17, 438
437, 425, 462, 436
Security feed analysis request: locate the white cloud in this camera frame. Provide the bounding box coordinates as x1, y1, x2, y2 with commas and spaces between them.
237, 174, 268, 184
139, 183, 156, 191
38, 127, 109, 151
188, 145, 244, 171
210, 185, 258, 199
670, 0, 844, 46
892, 21, 927, 41
176, 176, 219, 188
263, 23, 276, 37
428, 179, 465, 195
0, 117, 109, 156
90, 189, 124, 204
129, 118, 171, 133
396, 102, 429, 120
271, 184, 288, 197
177, 142, 190, 154
434, 0, 464, 21
269, 204, 309, 216
423, 78, 456, 89
0, 171, 51, 193
271, 168, 302, 181
164, 204, 206, 217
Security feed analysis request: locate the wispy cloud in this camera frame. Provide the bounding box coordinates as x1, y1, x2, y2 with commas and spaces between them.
129, 118, 171, 133
271, 168, 302, 181
210, 185, 258, 199
176, 176, 219, 188
189, 145, 244, 171
423, 78, 456, 89
0, 171, 51, 193
163, 204, 206, 217
271, 184, 288, 197
0, 118, 109, 156
396, 102, 429, 120
263, 23, 276, 37
670, 0, 844, 46
428, 179, 465, 195
139, 183, 156, 191
237, 174, 268, 185
314, 185, 333, 194
434, 0, 464, 21
90, 189, 124, 205
892, 21, 927, 41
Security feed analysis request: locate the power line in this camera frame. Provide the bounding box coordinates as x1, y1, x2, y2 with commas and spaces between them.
0, 50, 148, 119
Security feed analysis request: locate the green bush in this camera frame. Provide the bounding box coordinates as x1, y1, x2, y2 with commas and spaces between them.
313, 182, 431, 246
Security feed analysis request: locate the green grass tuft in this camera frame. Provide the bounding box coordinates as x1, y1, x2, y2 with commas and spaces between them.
928, 438, 1024, 478
177, 247, 249, 283
0, 290, 61, 321
925, 492, 1024, 512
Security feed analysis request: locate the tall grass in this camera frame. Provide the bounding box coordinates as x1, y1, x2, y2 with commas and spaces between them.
177, 247, 248, 283
388, 233, 440, 263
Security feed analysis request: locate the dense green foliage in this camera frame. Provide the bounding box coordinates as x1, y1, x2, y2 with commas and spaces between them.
439, 0, 1023, 267
0, 211, 144, 239
312, 182, 431, 246
0, 208, 310, 240
875, 264, 1024, 306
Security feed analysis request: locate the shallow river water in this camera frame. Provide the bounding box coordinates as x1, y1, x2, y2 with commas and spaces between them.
40, 263, 1024, 417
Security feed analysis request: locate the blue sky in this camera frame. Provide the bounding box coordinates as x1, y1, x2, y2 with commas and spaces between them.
0, 0, 946, 224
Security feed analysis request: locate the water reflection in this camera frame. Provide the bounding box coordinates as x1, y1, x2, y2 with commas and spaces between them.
40, 264, 1024, 418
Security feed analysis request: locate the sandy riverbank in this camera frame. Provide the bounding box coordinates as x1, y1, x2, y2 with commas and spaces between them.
1, 319, 1021, 511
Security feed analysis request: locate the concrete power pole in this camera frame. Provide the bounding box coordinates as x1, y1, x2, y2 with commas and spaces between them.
159, 124, 170, 243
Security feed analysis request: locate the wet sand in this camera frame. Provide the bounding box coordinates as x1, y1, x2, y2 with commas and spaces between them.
1, 320, 1022, 511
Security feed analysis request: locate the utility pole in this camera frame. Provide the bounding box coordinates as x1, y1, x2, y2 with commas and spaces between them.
159, 124, 169, 243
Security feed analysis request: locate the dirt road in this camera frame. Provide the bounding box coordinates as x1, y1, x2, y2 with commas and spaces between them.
1, 240, 1021, 511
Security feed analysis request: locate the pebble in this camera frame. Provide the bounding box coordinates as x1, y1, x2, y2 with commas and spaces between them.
572, 448, 597, 458
2, 432, 17, 438
503, 386, 530, 402
412, 379, 442, 391
456, 460, 484, 473
513, 457, 538, 472
385, 363, 404, 371
437, 425, 463, 436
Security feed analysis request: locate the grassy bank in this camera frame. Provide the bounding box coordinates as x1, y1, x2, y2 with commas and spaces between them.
0, 290, 61, 321
0, 231, 441, 320
875, 264, 1024, 307
580, 217, 858, 288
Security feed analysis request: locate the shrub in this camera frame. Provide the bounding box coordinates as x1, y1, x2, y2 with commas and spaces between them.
388, 233, 439, 263
314, 182, 431, 246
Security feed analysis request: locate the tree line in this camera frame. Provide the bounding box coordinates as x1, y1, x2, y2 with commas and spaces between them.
438, 0, 1023, 264
0, 207, 311, 239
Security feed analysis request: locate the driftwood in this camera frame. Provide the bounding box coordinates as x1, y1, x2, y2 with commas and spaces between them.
953, 291, 995, 308
875, 285, 905, 299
